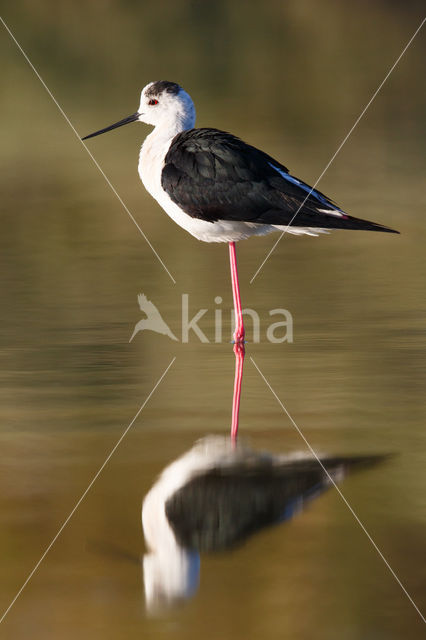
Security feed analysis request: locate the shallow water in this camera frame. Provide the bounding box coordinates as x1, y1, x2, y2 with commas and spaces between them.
1, 2, 425, 638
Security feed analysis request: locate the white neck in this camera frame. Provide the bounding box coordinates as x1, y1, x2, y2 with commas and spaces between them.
138, 99, 195, 196
163, 110, 195, 137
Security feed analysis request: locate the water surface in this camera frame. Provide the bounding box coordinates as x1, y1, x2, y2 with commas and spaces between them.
1, 3, 425, 638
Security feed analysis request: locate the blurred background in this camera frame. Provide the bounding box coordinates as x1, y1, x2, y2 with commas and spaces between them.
0, 1, 425, 638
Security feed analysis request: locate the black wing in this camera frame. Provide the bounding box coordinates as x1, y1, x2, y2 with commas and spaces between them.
165, 455, 385, 552
161, 128, 397, 233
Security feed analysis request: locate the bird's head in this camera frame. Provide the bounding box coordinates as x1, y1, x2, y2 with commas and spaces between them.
82, 80, 196, 141
143, 550, 200, 613
138, 81, 195, 128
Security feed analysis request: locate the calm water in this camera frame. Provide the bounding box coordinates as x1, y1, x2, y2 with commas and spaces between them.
1, 2, 425, 638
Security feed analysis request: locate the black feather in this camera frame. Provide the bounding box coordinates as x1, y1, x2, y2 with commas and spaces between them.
165, 454, 387, 552
161, 128, 398, 233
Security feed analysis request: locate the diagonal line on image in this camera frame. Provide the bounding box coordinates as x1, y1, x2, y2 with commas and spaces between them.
250, 356, 425, 624
0, 357, 176, 625
0, 16, 176, 284
250, 16, 425, 284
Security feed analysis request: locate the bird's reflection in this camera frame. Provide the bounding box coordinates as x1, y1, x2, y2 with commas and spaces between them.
142, 435, 385, 612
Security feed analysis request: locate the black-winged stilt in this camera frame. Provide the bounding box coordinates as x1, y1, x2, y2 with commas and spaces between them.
141, 435, 386, 610
82, 80, 398, 348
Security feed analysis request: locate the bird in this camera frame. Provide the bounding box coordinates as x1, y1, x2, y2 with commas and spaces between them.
141, 435, 387, 611
129, 293, 178, 342
82, 80, 398, 344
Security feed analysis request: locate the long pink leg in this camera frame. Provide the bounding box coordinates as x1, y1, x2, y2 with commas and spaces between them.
229, 241, 245, 344
231, 341, 245, 443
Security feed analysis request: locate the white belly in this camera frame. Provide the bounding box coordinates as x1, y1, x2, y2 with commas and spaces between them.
138, 134, 326, 242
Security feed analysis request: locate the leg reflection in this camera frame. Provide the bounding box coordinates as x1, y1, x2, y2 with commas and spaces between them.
231, 342, 245, 443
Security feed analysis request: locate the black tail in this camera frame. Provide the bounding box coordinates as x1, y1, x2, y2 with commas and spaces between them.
326, 214, 399, 234
266, 207, 399, 233
288, 210, 400, 233
320, 452, 394, 474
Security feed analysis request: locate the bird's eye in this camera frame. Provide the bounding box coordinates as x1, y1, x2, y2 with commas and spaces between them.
148, 99, 159, 106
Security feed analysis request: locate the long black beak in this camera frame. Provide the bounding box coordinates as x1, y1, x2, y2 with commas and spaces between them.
81, 112, 140, 141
